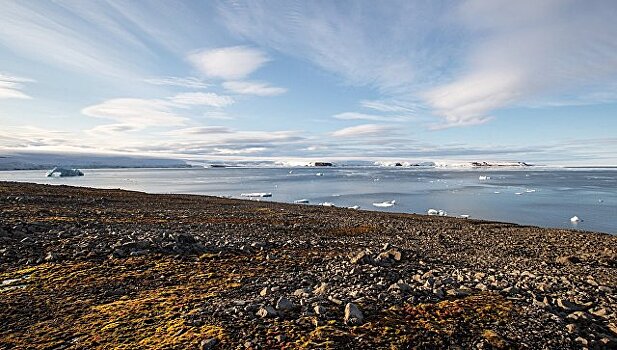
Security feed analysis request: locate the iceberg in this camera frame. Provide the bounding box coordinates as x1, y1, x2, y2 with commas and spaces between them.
294, 199, 310, 204
240, 193, 272, 198
427, 209, 447, 216
46, 167, 84, 177
570, 216, 582, 223
373, 200, 396, 208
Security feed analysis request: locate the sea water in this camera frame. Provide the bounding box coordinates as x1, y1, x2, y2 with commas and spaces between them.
1, 167, 615, 234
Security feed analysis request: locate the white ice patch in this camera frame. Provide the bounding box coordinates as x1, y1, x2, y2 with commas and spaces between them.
240, 192, 272, 198
373, 200, 396, 208
427, 209, 447, 216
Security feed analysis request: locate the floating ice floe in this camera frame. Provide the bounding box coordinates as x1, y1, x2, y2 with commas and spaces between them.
316, 173, 324, 176
240, 192, 272, 198
570, 216, 582, 223
294, 199, 310, 204
46, 167, 84, 177
373, 200, 396, 208
478, 175, 491, 181
427, 209, 447, 216
320, 202, 335, 207
347, 205, 361, 210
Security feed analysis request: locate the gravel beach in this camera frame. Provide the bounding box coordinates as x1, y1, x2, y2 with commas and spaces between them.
1, 181, 616, 349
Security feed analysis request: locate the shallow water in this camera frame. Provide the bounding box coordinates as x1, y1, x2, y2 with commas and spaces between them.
1, 167, 616, 234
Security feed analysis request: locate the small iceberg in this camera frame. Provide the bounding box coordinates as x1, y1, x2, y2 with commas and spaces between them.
478, 175, 491, 181
570, 216, 582, 223
427, 209, 447, 216
373, 200, 396, 208
294, 199, 310, 204
320, 202, 335, 207
347, 205, 360, 210
240, 192, 272, 198
46, 167, 84, 177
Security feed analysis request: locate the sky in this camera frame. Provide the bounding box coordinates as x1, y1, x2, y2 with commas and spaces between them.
1, 0, 617, 165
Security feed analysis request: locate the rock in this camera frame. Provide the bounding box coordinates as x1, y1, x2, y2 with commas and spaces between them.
566, 324, 577, 334
388, 282, 412, 293
293, 288, 310, 298
256, 305, 277, 318
567, 311, 589, 321
344, 303, 364, 325
350, 251, 370, 264
609, 323, 617, 336
482, 330, 507, 349
556, 255, 581, 265
314, 305, 326, 316
200, 338, 218, 350
555, 298, 582, 312
475, 283, 488, 291
313, 282, 329, 295
591, 308, 608, 318
259, 286, 271, 297
45, 252, 58, 262
574, 337, 588, 346
276, 297, 295, 311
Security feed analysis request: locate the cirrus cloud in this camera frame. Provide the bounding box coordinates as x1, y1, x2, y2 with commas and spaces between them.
0, 73, 33, 99
222, 80, 287, 96
82, 98, 186, 127
170, 92, 235, 108
331, 124, 394, 138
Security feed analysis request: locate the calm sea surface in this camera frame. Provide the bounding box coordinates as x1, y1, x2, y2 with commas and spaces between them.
1, 167, 616, 234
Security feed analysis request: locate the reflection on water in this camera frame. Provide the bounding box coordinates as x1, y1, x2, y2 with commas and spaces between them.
1, 167, 616, 234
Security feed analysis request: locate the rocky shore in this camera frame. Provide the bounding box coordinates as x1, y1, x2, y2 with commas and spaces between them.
1, 181, 616, 349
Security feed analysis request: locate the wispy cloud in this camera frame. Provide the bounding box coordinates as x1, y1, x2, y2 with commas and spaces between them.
164, 126, 233, 136
333, 112, 410, 122
424, 0, 617, 128
82, 98, 186, 128
0, 73, 33, 99
360, 99, 419, 113
86, 124, 140, 135
331, 124, 394, 138
222, 80, 287, 96
170, 92, 235, 108
188, 46, 270, 80
144, 76, 209, 89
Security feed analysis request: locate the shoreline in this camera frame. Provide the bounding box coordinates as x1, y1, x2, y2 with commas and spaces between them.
1, 181, 616, 349
0, 178, 614, 235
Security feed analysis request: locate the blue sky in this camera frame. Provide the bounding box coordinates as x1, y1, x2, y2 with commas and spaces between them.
1, 0, 617, 165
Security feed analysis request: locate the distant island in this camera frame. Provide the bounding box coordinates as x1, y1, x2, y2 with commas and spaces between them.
0, 152, 190, 171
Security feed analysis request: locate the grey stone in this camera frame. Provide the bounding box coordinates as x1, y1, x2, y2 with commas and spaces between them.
256, 305, 277, 318
344, 303, 364, 325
